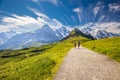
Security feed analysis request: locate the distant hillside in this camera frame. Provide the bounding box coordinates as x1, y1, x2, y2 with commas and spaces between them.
62, 28, 94, 41
82, 37, 120, 62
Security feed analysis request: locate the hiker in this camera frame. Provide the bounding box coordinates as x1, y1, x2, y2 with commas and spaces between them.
78, 41, 80, 48
74, 42, 77, 48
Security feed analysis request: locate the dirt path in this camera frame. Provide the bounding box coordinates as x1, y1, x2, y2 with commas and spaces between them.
54, 47, 120, 80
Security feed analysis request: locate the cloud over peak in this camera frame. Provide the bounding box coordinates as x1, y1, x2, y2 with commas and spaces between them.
0, 8, 64, 33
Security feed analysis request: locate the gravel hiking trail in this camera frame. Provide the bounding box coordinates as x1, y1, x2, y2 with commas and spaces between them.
54, 46, 120, 80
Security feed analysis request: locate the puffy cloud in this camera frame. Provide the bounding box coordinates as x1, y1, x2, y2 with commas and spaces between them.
0, 15, 43, 33
2, 14, 40, 26
0, 9, 64, 33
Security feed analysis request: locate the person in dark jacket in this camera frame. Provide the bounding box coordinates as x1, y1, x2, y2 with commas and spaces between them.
78, 41, 80, 48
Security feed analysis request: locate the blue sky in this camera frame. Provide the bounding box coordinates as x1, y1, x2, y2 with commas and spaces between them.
0, 0, 81, 26
0, 0, 119, 33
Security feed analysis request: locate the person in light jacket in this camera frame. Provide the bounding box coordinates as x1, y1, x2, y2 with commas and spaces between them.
74, 42, 77, 48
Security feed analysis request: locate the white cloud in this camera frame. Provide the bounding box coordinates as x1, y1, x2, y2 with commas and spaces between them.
0, 24, 15, 32
32, 0, 59, 6
98, 15, 105, 21
52, 19, 63, 27
2, 14, 40, 26
28, 7, 63, 29
0, 15, 43, 33
50, 0, 58, 6
0, 9, 64, 33
28, 7, 64, 28
73, 7, 82, 13
108, 3, 120, 12
93, 6, 100, 16
73, 7, 82, 23
27, 7, 49, 19
32, 0, 38, 2
32, 0, 38, 3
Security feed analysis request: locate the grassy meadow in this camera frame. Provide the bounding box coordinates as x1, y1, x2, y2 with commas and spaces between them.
0, 36, 90, 80
82, 37, 120, 62
0, 35, 120, 80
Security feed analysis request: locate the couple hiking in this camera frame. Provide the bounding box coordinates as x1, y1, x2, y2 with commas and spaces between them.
74, 41, 80, 48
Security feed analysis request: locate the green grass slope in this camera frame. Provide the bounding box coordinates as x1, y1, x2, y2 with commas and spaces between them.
0, 36, 90, 80
62, 28, 94, 41
82, 37, 120, 62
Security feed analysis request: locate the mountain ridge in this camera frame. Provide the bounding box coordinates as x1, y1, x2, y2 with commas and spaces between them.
0, 25, 70, 50
0, 25, 120, 50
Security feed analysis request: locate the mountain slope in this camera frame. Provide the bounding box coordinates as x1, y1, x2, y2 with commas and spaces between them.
80, 27, 119, 39
83, 36, 120, 62
0, 26, 119, 50
79, 22, 120, 34
0, 25, 70, 50
62, 28, 95, 41
0, 33, 8, 45
0, 31, 16, 45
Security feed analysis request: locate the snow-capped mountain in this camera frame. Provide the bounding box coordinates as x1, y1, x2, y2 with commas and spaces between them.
79, 22, 120, 34
0, 25, 70, 50
80, 27, 119, 39
0, 24, 119, 50
0, 31, 16, 45
0, 33, 8, 45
